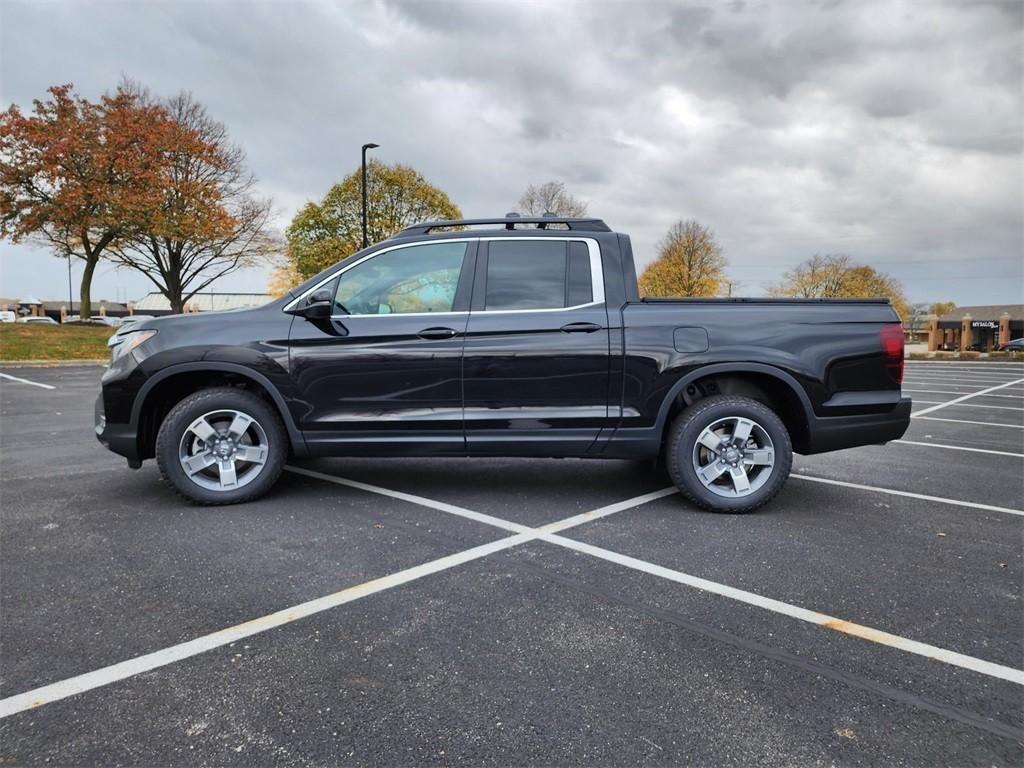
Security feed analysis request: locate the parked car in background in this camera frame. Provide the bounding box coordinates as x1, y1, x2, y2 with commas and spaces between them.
96, 214, 911, 513
998, 338, 1024, 351
0, 310, 17, 323
18, 316, 58, 325
67, 315, 122, 326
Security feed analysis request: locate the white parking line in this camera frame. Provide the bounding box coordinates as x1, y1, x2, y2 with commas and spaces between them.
791, 474, 1023, 516
911, 379, 1024, 417
905, 362, 1024, 369
905, 370, 1024, 376
0, 483, 671, 719
0, 372, 56, 390
285, 466, 531, 534
909, 364, 1019, 370
539, 533, 1024, 685
906, 375, 1024, 379
904, 378, 1024, 387
904, 369, 1024, 376
914, 416, 1024, 429
912, 385, 1024, 392
4, 465, 1023, 719
909, 364, 1024, 370
910, 400, 1024, 412
892, 439, 1024, 458
0, 532, 534, 720
904, 389, 1023, 399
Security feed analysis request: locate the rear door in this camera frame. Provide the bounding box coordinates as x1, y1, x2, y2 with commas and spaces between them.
462, 237, 612, 455
287, 238, 476, 454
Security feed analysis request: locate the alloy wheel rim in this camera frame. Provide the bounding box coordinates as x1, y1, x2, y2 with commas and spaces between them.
178, 409, 269, 492
691, 416, 775, 498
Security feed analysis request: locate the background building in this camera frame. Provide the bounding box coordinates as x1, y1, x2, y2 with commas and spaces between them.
132, 292, 272, 314
1, 293, 272, 322
928, 305, 1023, 351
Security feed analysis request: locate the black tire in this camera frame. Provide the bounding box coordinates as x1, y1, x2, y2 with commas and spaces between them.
155, 387, 287, 505
665, 395, 792, 514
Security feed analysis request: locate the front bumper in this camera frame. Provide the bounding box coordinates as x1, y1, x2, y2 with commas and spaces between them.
95, 393, 140, 462
804, 396, 912, 454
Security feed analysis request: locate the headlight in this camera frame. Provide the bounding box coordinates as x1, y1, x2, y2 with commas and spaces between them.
110, 329, 157, 362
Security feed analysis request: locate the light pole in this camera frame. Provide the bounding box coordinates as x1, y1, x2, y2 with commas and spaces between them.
67, 254, 74, 322
361, 142, 379, 248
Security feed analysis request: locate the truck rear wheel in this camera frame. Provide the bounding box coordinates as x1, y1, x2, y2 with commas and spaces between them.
156, 387, 286, 505
666, 395, 792, 513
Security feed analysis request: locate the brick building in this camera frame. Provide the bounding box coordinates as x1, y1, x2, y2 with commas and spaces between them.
927, 304, 1023, 351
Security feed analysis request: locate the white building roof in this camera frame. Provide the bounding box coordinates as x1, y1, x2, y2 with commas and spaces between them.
133, 292, 274, 312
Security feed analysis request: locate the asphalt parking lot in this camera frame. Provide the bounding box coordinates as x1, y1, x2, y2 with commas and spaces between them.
1, 360, 1022, 766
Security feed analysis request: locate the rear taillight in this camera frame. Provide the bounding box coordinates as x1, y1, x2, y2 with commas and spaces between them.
880, 324, 904, 384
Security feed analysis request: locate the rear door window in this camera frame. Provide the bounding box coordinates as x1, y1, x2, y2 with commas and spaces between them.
483, 240, 594, 310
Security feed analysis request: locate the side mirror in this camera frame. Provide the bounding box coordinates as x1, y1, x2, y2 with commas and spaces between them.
288, 289, 333, 319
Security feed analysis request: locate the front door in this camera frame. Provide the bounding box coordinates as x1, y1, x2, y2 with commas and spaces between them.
288, 239, 476, 455
462, 237, 612, 456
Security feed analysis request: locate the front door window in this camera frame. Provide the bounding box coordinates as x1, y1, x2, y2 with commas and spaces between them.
333, 242, 468, 316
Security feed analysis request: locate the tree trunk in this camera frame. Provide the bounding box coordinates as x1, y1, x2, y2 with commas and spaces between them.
79, 254, 98, 321
167, 279, 185, 314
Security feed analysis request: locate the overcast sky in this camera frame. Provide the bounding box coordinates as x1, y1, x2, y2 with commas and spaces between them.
1, 0, 1021, 306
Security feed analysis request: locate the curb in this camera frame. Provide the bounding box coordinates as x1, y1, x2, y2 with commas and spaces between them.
906, 355, 1024, 363
0, 359, 107, 368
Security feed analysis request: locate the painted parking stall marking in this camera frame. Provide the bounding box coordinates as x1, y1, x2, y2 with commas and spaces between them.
911, 378, 1024, 417
0, 531, 536, 720
3, 462, 1022, 720
915, 415, 1024, 429
910, 400, 1024, 411
790, 473, 1024, 517
0, 482, 674, 719
536, 532, 1024, 685
904, 389, 1023, 399
0, 372, 56, 390
892, 439, 1024, 458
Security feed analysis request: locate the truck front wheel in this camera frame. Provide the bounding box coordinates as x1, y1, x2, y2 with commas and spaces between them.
155, 387, 287, 505
666, 395, 792, 513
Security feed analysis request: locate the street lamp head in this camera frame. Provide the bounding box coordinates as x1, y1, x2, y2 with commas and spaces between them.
362, 142, 380, 150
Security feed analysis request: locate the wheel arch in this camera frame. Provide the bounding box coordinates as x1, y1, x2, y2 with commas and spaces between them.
132, 362, 307, 461
656, 363, 813, 453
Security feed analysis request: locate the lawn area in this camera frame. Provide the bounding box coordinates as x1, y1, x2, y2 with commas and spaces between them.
0, 323, 115, 361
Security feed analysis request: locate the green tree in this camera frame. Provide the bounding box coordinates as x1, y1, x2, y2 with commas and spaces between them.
638, 220, 727, 297
286, 160, 462, 280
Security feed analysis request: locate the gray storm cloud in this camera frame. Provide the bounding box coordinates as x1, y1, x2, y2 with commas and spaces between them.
1, 0, 1021, 304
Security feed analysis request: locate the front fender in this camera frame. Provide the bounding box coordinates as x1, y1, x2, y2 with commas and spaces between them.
130, 360, 308, 457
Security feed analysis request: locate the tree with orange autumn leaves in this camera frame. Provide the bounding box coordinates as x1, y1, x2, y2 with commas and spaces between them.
0, 85, 179, 319
0, 84, 273, 317
638, 220, 728, 297
769, 253, 909, 319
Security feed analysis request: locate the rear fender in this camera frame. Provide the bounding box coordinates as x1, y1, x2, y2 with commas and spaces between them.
654, 362, 815, 433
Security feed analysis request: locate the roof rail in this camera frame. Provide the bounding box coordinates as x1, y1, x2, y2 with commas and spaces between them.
396, 215, 611, 236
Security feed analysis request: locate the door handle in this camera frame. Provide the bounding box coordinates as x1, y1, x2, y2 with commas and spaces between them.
560, 322, 602, 333
418, 327, 459, 340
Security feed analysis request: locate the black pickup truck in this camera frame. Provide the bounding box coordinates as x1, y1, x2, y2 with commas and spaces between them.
96, 215, 911, 513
